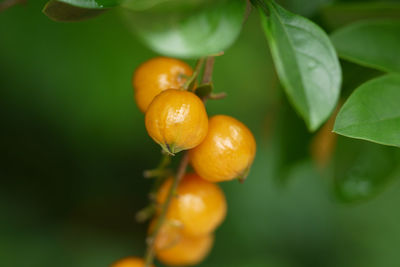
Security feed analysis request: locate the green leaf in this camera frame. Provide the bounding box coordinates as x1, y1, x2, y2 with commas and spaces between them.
334, 74, 400, 148
43, 0, 119, 22
321, 2, 400, 30
334, 137, 400, 203
256, 0, 341, 131
122, 0, 246, 58
331, 20, 400, 73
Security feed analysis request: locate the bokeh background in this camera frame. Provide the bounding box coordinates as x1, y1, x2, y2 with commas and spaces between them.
1, 0, 400, 266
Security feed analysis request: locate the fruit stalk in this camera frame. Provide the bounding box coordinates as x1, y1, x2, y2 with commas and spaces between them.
202, 57, 215, 84
184, 58, 205, 91
143, 152, 190, 267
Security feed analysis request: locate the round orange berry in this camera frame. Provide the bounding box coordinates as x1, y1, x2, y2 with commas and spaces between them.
155, 231, 214, 266
156, 173, 227, 236
189, 115, 256, 182
132, 57, 193, 112
145, 89, 208, 155
110, 257, 153, 267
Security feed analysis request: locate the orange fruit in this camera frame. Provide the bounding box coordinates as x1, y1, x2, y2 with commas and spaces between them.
156, 173, 227, 236
145, 90, 208, 155
189, 115, 256, 182
155, 231, 214, 266
110, 257, 153, 267
132, 57, 193, 112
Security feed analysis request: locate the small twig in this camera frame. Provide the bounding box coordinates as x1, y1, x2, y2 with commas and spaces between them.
143, 153, 171, 178
201, 57, 215, 84
146, 153, 172, 202
208, 92, 227, 100
143, 152, 190, 267
0, 0, 26, 12
208, 51, 224, 57
183, 58, 205, 91
136, 203, 156, 223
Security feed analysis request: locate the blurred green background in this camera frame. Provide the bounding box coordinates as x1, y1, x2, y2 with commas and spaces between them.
1, 1, 400, 267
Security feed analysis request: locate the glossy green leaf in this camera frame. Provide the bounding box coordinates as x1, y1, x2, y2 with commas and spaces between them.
43, 0, 117, 22
321, 2, 400, 29
334, 74, 400, 147
256, 0, 341, 131
334, 137, 400, 202
123, 0, 246, 58
331, 20, 400, 73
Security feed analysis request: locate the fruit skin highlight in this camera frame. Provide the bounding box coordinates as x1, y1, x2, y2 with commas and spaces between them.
110, 257, 153, 267
133, 57, 193, 113
157, 173, 227, 236
155, 230, 214, 267
145, 89, 208, 155
189, 115, 256, 182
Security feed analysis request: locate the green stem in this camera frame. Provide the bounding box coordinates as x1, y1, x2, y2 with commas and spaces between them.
183, 58, 205, 91
143, 153, 171, 178
143, 152, 190, 267
146, 153, 172, 201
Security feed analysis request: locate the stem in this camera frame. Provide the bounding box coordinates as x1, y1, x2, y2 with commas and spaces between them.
0, 0, 26, 12
143, 152, 190, 267
136, 203, 156, 223
208, 92, 227, 100
201, 57, 215, 84
146, 153, 172, 202
145, 153, 171, 176
183, 58, 205, 91
194, 58, 205, 75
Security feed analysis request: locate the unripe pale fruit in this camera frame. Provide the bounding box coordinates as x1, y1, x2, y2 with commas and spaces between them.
157, 173, 227, 236
132, 57, 193, 112
189, 115, 256, 182
145, 90, 208, 155
155, 230, 214, 266
110, 257, 153, 267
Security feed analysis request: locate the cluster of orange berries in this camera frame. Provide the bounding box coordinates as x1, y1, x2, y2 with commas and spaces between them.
111, 57, 256, 267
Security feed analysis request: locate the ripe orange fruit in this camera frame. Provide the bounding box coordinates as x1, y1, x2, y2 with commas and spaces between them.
145, 90, 208, 155
189, 115, 256, 182
155, 231, 214, 266
156, 173, 227, 236
110, 257, 153, 267
132, 57, 193, 112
